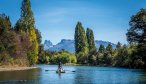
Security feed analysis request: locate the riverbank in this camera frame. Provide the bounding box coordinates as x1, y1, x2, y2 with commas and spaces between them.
48, 63, 86, 66
0, 67, 38, 72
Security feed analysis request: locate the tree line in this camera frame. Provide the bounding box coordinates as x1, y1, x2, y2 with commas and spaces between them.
74, 9, 146, 69
0, 0, 41, 66
38, 8, 146, 69
0, 0, 146, 69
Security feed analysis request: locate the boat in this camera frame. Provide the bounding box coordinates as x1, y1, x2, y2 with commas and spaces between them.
56, 70, 65, 73
57, 62, 65, 73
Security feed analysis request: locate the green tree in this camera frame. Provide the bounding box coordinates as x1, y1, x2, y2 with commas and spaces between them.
35, 28, 42, 44
102, 51, 112, 65
48, 50, 77, 64
18, 0, 38, 65
0, 14, 30, 66
0, 14, 11, 34
88, 49, 98, 65
74, 22, 89, 63
86, 28, 96, 51
126, 9, 146, 68
0, 14, 13, 64
106, 43, 113, 55
38, 44, 46, 63
100, 44, 113, 65
114, 45, 129, 67
98, 44, 105, 53
116, 42, 122, 49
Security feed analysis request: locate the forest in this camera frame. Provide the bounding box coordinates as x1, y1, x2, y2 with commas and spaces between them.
0, 0, 146, 69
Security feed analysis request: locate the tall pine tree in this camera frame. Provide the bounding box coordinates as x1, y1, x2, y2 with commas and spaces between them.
98, 44, 105, 53
86, 28, 96, 52
74, 22, 89, 63
17, 0, 38, 65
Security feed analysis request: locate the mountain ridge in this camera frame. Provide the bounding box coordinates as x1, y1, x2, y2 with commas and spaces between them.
44, 39, 116, 53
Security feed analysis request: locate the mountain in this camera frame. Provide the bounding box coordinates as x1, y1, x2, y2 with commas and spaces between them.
44, 40, 53, 50
48, 39, 75, 53
44, 39, 116, 53
95, 40, 116, 49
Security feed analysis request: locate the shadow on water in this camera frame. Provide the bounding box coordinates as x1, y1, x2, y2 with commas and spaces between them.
0, 68, 41, 84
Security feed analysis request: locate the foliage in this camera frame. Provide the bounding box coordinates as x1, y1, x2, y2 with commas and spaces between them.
98, 44, 105, 53
74, 22, 89, 63
53, 50, 77, 64
88, 48, 98, 65
0, 0, 41, 66
116, 42, 122, 49
1, 1, 146, 69
0, 14, 30, 66
126, 8, 146, 68
106, 44, 114, 55
38, 44, 46, 63
39, 50, 77, 64
35, 28, 42, 44
17, 0, 39, 65
86, 28, 96, 51
114, 44, 129, 67
0, 14, 11, 33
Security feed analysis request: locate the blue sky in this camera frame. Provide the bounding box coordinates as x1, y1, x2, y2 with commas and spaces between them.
0, 0, 146, 44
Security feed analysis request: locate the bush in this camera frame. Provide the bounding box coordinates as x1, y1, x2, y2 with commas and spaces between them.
47, 50, 77, 64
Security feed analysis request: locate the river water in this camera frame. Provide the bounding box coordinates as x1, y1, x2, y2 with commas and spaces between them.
0, 65, 146, 84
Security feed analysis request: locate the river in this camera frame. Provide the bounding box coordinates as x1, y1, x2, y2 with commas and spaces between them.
0, 65, 146, 84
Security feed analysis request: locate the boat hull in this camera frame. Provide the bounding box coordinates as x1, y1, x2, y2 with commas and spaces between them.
56, 70, 65, 73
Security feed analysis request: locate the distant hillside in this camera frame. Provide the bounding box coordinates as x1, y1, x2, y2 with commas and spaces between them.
44, 39, 116, 53
44, 40, 53, 50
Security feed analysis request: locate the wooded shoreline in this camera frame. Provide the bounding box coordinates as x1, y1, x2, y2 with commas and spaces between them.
0, 67, 38, 72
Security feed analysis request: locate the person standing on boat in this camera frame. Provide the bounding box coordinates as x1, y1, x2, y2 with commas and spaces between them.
58, 62, 63, 71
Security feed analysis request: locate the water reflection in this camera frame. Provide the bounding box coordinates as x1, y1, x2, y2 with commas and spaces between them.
0, 68, 40, 83
73, 66, 146, 84
0, 65, 146, 84
58, 72, 62, 79
74, 67, 93, 84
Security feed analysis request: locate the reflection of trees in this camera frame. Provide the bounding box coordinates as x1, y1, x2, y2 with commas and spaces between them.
73, 68, 93, 84
0, 68, 40, 81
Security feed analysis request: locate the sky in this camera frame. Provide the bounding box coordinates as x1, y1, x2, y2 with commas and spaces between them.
0, 0, 146, 45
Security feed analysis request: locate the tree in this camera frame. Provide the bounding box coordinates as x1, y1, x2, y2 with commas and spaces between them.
38, 44, 45, 63
0, 14, 30, 66
116, 42, 122, 49
114, 45, 129, 67
0, 14, 11, 34
102, 51, 112, 65
98, 44, 105, 53
19, 0, 35, 32
74, 22, 89, 63
86, 28, 96, 51
0, 14, 13, 63
35, 28, 42, 44
88, 48, 98, 65
126, 9, 146, 68
48, 50, 77, 64
106, 43, 113, 55
18, 0, 38, 65
102, 44, 113, 65
14, 19, 23, 32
